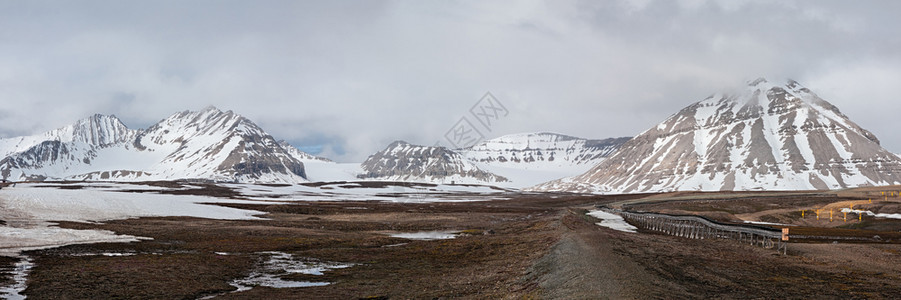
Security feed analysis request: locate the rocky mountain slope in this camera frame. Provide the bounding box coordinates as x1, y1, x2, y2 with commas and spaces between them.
359, 141, 507, 183
460, 132, 629, 169
533, 78, 901, 193
278, 140, 333, 163
0, 114, 141, 181
0, 106, 310, 183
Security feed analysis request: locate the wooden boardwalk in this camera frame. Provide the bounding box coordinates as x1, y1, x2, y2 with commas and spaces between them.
600, 207, 788, 254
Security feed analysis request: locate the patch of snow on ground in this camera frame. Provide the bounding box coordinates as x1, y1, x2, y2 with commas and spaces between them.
743, 220, 795, 226
231, 252, 352, 290
0, 255, 32, 300
302, 162, 363, 182
841, 208, 901, 220
0, 224, 143, 257
0, 185, 266, 223
31, 182, 180, 192
69, 252, 138, 257
586, 210, 638, 233
226, 182, 509, 203
388, 231, 460, 240
0, 184, 269, 256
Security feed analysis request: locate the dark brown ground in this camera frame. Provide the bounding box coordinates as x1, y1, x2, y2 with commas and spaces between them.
10, 187, 901, 299
0, 256, 17, 288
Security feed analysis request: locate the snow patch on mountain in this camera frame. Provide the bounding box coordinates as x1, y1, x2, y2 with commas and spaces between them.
461, 132, 628, 169
0, 107, 315, 184
359, 141, 507, 184
533, 78, 901, 193
455, 132, 629, 187
278, 140, 333, 163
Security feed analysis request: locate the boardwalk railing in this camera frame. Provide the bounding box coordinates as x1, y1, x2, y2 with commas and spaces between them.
599, 207, 788, 254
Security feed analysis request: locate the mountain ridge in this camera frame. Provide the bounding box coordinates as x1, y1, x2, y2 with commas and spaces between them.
358, 140, 508, 183
0, 107, 315, 183
460, 132, 629, 168
532, 78, 901, 193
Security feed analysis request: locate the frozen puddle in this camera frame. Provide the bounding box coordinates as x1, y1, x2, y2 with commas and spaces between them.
230, 252, 352, 291
388, 231, 459, 240
0, 255, 33, 300
587, 210, 638, 233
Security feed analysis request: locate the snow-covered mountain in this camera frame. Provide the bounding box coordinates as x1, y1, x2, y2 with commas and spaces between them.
278, 140, 332, 163
456, 132, 629, 187
0, 106, 310, 183
533, 78, 901, 193
359, 141, 507, 183
0, 114, 141, 181
0, 114, 136, 158
461, 132, 629, 168
353, 134, 628, 187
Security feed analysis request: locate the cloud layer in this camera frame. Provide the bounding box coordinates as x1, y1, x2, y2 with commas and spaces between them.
1, 0, 900, 161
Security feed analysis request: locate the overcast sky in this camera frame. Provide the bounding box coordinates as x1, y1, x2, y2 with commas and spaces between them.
1, 0, 900, 162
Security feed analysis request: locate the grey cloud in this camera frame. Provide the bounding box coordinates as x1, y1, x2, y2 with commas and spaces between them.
1, 0, 900, 161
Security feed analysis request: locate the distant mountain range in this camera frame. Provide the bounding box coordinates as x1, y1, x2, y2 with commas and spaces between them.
0, 106, 617, 186
356, 133, 630, 185
533, 78, 901, 193
460, 132, 629, 168
358, 141, 509, 183
4, 78, 898, 192
0, 106, 318, 183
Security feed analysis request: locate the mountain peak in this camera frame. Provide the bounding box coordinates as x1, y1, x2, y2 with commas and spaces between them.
746, 77, 801, 87
743, 78, 809, 96
534, 79, 901, 193
1, 107, 309, 183
60, 113, 134, 147
74, 113, 125, 127
748, 77, 769, 86
200, 105, 222, 113
388, 140, 411, 147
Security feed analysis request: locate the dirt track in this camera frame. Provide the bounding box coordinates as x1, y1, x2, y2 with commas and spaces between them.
529, 210, 663, 298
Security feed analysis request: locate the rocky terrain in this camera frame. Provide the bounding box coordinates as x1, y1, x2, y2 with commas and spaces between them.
535, 78, 901, 193
4, 183, 901, 298
358, 141, 507, 183
0, 107, 313, 183
461, 132, 629, 167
